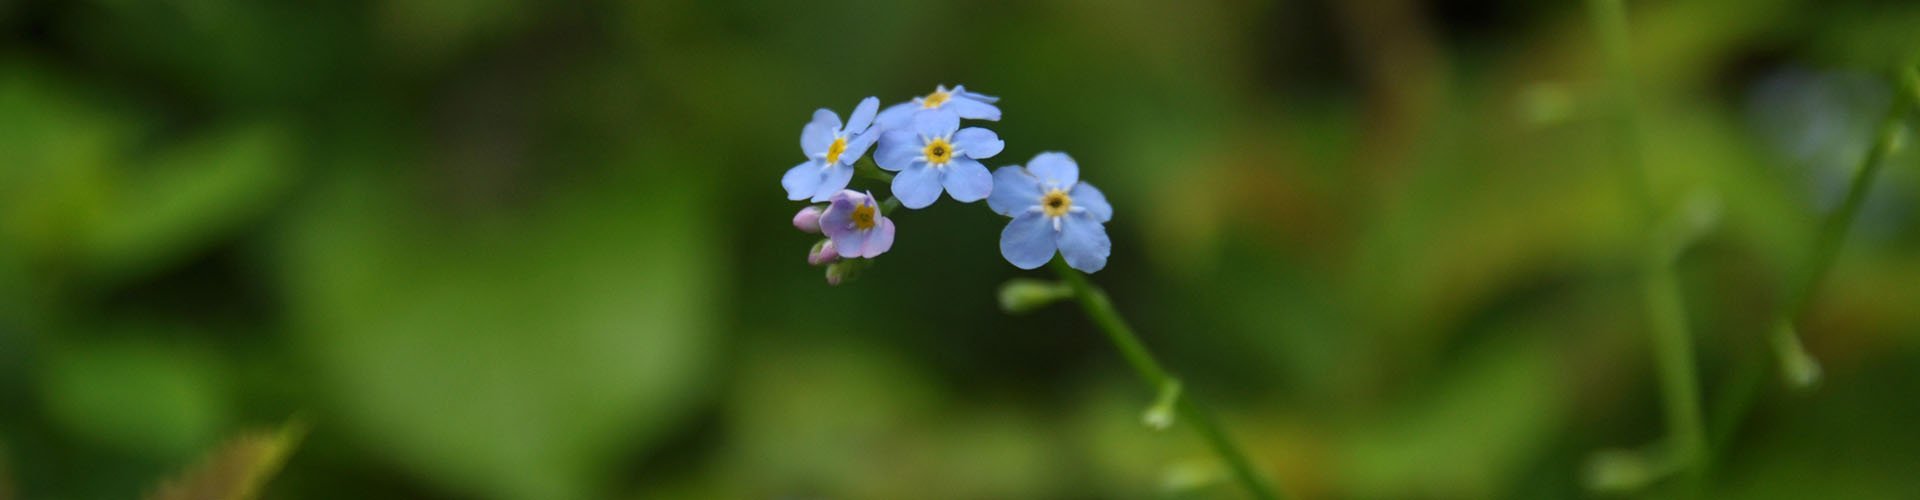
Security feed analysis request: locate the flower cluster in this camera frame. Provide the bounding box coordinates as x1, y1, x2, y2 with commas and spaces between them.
783, 85, 1113, 284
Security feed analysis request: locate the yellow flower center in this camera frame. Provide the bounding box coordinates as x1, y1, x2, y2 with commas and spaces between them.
923, 138, 954, 165
824, 137, 848, 164
851, 204, 877, 230
921, 89, 951, 109
1041, 188, 1073, 217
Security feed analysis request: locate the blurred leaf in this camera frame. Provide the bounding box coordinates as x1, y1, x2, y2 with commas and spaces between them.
0, 64, 295, 291
0, 63, 131, 294
278, 167, 717, 500
81, 122, 295, 285
38, 338, 230, 459
145, 422, 304, 500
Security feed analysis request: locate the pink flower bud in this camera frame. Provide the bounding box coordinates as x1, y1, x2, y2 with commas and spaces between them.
807, 240, 840, 266
792, 205, 825, 233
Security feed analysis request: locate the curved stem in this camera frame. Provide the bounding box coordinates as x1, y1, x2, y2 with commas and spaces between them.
1051, 259, 1282, 500
1587, 0, 1709, 489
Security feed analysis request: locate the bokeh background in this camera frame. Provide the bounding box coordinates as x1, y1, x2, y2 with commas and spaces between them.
4, 0, 1920, 498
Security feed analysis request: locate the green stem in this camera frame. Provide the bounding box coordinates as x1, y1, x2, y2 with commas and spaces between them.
1713, 68, 1916, 454
1781, 69, 1915, 321
1051, 259, 1282, 500
1588, 0, 1709, 487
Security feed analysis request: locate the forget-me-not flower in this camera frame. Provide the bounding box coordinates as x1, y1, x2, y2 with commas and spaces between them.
819, 190, 896, 258
783, 97, 881, 202
874, 84, 1000, 130
988, 152, 1112, 273
876, 110, 1004, 208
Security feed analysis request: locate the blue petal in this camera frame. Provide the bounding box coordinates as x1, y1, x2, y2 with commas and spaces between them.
1057, 214, 1110, 273
874, 102, 918, 131
782, 160, 825, 201
802, 109, 839, 154
913, 109, 959, 139
999, 211, 1057, 270
988, 166, 1042, 216
857, 217, 895, 258
952, 127, 1004, 159
875, 130, 920, 171
845, 97, 880, 134
831, 226, 870, 258
1070, 182, 1112, 222
892, 163, 944, 209
945, 96, 1001, 121
844, 129, 880, 165
1025, 152, 1079, 188
942, 157, 993, 203
952, 85, 999, 103
810, 164, 855, 202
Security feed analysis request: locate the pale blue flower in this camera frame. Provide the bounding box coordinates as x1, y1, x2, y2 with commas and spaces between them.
875, 110, 1004, 209
988, 152, 1111, 272
819, 190, 896, 258
782, 97, 881, 202
874, 84, 1000, 131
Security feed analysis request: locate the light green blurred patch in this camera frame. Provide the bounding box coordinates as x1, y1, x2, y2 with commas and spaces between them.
276, 167, 717, 500
0, 63, 132, 306
1070, 378, 1217, 498
39, 337, 231, 460
1335, 333, 1567, 498
720, 339, 1063, 499
722, 339, 940, 497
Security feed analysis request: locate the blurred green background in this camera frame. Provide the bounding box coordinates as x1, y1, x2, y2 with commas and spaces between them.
3, 0, 1920, 498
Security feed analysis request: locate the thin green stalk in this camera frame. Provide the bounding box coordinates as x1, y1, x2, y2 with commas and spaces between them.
1051, 259, 1282, 500
1642, 248, 1708, 473
1714, 68, 1917, 454
1586, 0, 1709, 488
1782, 69, 1915, 322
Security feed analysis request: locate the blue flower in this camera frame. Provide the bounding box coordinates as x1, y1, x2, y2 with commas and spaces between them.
782, 97, 881, 202
876, 110, 1005, 208
819, 190, 896, 258
988, 152, 1112, 273
874, 84, 1000, 131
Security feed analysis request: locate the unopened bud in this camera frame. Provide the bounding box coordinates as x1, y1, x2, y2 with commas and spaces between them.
1584, 448, 1655, 493
808, 240, 840, 266
1142, 379, 1182, 431
997, 278, 1072, 314
1771, 322, 1822, 391
824, 261, 857, 286
792, 205, 825, 233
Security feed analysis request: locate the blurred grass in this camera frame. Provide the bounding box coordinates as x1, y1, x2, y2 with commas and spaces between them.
1, 0, 1918, 498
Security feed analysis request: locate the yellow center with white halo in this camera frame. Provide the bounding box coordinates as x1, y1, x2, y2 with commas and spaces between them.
824, 137, 848, 164
923, 138, 954, 166
921, 89, 951, 108
851, 204, 877, 230
1041, 188, 1073, 217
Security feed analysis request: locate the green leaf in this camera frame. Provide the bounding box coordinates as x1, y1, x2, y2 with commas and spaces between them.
81, 122, 294, 285
276, 166, 718, 500
39, 338, 229, 459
